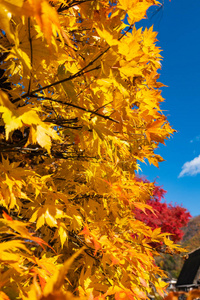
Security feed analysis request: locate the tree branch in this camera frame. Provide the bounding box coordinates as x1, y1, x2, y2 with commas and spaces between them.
57, 0, 93, 12
31, 95, 119, 123
12, 66, 101, 103
27, 17, 33, 95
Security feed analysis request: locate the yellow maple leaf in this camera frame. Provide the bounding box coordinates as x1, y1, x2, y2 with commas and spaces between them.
1, 0, 61, 44
0, 91, 60, 152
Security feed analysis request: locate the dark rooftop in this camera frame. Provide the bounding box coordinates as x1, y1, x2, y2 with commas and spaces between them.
176, 247, 200, 288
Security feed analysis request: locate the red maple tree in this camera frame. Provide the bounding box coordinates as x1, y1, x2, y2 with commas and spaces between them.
134, 178, 191, 242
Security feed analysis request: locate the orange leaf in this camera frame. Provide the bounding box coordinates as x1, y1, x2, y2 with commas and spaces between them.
2, 211, 13, 221
78, 225, 90, 236
0, 291, 10, 300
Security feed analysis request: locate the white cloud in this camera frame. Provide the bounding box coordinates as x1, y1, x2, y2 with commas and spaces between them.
178, 155, 200, 177
190, 135, 200, 143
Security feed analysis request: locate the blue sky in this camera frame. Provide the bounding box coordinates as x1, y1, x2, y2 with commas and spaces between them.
136, 0, 200, 217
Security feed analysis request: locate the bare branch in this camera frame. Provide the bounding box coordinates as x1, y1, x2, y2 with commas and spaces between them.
31, 95, 119, 123
27, 17, 33, 95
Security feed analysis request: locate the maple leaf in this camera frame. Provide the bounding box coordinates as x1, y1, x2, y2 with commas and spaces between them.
42, 247, 86, 296
1, 0, 61, 45
0, 91, 60, 152
0, 291, 10, 300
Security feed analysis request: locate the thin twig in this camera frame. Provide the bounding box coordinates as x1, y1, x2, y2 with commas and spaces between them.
30, 95, 119, 123
27, 18, 33, 95
12, 66, 100, 103
57, 0, 93, 12
43, 117, 78, 124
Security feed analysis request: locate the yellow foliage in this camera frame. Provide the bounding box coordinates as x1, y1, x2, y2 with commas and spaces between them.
0, 0, 181, 300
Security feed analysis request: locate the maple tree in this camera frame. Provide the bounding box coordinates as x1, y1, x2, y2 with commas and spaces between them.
0, 0, 184, 299
134, 178, 191, 243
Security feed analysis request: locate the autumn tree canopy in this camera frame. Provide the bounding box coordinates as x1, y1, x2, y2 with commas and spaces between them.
0, 1, 183, 299
134, 178, 191, 243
